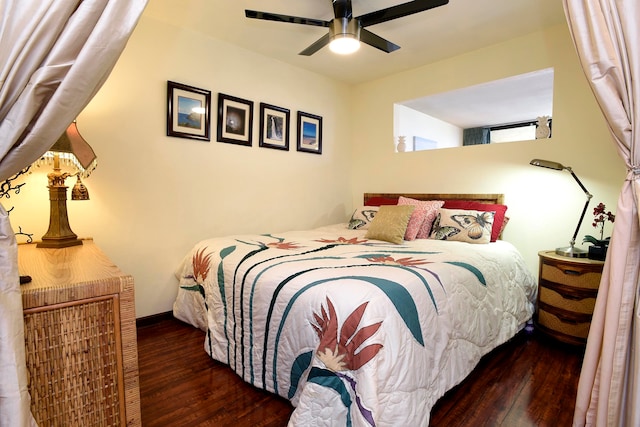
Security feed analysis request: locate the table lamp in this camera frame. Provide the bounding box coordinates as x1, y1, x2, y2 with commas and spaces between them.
35, 120, 97, 248
530, 159, 591, 258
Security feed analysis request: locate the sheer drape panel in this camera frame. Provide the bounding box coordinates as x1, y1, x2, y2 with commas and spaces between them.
562, 1, 640, 426
0, 2, 147, 426
0, 0, 148, 179
0, 205, 31, 426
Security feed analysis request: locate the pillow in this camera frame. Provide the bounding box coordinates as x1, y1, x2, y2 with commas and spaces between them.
365, 205, 415, 244
499, 216, 510, 237
397, 197, 445, 240
364, 196, 398, 206
442, 200, 508, 242
348, 206, 379, 230
429, 208, 495, 244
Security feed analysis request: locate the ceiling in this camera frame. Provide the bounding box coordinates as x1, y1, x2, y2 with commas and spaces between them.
401, 67, 554, 128
144, 0, 567, 85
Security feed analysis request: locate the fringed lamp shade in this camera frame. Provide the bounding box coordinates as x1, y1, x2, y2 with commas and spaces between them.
35, 121, 97, 179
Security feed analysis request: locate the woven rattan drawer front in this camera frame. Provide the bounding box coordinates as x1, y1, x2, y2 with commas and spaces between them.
538, 284, 596, 314
24, 296, 124, 427
540, 262, 601, 290
537, 308, 591, 341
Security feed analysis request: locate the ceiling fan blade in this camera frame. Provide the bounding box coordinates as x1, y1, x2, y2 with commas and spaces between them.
332, 0, 353, 19
360, 28, 400, 53
245, 10, 330, 28
358, 0, 448, 27
299, 33, 331, 56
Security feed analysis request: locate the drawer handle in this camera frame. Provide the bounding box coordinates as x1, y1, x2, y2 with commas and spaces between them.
563, 269, 581, 276
554, 312, 586, 325
562, 293, 589, 301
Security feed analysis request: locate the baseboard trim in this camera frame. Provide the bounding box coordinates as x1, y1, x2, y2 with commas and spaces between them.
136, 311, 174, 328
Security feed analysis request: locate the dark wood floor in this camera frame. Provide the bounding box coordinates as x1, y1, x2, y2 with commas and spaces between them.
137, 316, 585, 426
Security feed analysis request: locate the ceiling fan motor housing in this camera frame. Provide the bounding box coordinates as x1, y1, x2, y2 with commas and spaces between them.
330, 17, 361, 41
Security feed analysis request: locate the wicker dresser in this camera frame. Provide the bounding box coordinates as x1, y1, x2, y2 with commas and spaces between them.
535, 250, 604, 346
18, 239, 141, 427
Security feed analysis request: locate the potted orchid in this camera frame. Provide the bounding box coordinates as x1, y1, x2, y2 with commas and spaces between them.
583, 202, 615, 260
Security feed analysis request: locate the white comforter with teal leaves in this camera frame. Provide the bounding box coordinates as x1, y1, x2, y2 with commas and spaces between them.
173, 224, 536, 427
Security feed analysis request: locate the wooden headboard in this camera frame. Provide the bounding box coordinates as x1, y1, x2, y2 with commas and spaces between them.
363, 193, 504, 205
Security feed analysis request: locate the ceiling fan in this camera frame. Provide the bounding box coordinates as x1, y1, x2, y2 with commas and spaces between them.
245, 0, 449, 56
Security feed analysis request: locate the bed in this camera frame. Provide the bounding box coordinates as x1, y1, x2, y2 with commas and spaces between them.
172, 193, 536, 426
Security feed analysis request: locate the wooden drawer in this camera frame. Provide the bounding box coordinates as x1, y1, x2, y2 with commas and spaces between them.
537, 308, 591, 344
540, 261, 601, 290
538, 284, 596, 314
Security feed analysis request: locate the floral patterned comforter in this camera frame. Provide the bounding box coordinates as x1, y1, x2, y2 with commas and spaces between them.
173, 224, 536, 426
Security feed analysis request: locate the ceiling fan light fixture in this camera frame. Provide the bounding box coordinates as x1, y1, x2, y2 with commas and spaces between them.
329, 36, 360, 54
329, 18, 361, 55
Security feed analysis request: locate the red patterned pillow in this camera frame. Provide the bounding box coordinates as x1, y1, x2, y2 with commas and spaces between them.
398, 197, 445, 240
364, 196, 398, 206
442, 200, 508, 242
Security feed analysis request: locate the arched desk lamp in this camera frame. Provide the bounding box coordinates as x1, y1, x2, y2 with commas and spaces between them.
35, 120, 97, 248
530, 159, 591, 258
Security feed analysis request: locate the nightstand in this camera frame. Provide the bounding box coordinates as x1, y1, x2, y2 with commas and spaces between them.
535, 250, 604, 346
18, 239, 141, 426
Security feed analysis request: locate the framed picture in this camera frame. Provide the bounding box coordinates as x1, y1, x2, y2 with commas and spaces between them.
259, 103, 290, 150
166, 81, 211, 141
217, 93, 253, 146
296, 111, 322, 154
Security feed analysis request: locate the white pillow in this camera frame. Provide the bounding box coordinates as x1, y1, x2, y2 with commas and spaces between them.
429, 208, 495, 244
347, 206, 379, 230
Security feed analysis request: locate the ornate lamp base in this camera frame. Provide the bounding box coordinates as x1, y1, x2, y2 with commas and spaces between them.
37, 186, 83, 249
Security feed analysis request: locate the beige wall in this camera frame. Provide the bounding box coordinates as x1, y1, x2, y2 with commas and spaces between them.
9, 20, 625, 317
350, 23, 625, 274
10, 15, 354, 317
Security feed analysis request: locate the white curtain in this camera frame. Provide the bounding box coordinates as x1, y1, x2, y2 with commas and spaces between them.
563, 1, 640, 426
0, 1, 147, 426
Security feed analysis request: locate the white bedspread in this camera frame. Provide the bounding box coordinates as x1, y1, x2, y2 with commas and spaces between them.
173, 224, 536, 426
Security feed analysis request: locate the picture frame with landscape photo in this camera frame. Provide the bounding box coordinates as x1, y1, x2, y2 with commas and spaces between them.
217, 93, 253, 146
166, 81, 211, 141
259, 103, 290, 151
296, 111, 322, 154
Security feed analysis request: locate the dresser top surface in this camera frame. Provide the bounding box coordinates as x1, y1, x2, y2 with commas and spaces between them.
538, 250, 605, 266
18, 239, 129, 291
